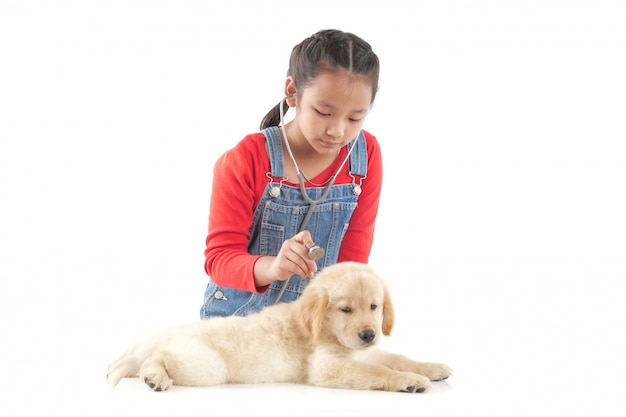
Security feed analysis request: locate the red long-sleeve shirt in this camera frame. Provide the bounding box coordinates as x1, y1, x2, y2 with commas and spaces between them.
204, 130, 383, 293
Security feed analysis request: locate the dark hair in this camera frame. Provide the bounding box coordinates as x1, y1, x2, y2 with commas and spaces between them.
260, 29, 380, 130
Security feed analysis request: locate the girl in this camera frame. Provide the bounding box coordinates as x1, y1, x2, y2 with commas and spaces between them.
200, 29, 382, 318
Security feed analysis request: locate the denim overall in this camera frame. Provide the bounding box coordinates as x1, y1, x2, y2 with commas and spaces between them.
200, 126, 368, 318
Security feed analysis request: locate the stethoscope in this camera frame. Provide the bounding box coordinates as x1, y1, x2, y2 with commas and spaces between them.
272, 96, 358, 304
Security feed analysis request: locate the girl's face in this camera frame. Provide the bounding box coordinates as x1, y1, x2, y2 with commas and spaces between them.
287, 69, 373, 155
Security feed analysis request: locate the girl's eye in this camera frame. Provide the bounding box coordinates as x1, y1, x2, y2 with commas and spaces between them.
341, 307, 352, 313
315, 108, 362, 122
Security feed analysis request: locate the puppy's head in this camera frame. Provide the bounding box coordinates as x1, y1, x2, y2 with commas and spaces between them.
298, 262, 395, 349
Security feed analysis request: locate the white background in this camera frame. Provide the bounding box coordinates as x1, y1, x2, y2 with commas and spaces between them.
1, 0, 625, 416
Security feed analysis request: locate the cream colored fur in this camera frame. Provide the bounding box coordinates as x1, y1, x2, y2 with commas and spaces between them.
107, 262, 451, 393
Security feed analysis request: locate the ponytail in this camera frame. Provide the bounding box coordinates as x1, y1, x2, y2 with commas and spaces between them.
259, 100, 289, 130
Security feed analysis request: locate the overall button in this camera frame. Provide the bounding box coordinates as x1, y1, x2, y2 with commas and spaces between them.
269, 187, 280, 197
214, 290, 227, 300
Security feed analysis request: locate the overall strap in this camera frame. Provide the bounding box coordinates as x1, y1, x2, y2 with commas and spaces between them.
262, 126, 285, 178
348, 131, 368, 177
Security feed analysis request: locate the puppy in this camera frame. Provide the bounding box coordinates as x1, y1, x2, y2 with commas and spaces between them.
107, 262, 451, 393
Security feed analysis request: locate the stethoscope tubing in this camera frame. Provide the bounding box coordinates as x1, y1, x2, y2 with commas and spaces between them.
272, 97, 357, 304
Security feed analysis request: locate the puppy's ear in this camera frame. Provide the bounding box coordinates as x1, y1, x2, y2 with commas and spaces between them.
382, 285, 395, 336
298, 284, 329, 342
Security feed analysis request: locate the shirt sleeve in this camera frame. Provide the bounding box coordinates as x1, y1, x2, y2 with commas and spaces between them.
336, 131, 383, 264
203, 136, 267, 293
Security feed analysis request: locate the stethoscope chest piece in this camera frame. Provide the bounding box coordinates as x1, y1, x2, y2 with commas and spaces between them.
306, 244, 325, 261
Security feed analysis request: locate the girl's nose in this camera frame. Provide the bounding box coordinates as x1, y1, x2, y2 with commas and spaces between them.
326, 121, 345, 139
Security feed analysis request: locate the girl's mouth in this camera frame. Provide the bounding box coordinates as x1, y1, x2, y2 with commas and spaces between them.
320, 139, 342, 148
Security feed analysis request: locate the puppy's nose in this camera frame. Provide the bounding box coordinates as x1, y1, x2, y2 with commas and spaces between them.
359, 329, 376, 343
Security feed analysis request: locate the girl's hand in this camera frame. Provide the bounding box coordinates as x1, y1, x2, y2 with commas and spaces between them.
272, 230, 319, 280
253, 231, 318, 287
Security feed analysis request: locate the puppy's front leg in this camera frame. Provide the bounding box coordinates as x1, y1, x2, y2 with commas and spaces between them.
308, 355, 432, 393
360, 348, 452, 382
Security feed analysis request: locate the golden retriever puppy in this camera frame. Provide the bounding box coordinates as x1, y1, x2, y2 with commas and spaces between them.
107, 262, 451, 393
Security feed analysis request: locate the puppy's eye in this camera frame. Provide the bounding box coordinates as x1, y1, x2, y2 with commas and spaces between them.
341, 307, 352, 314
371, 304, 378, 311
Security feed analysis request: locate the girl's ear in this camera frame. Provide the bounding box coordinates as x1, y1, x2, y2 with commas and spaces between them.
284, 76, 297, 107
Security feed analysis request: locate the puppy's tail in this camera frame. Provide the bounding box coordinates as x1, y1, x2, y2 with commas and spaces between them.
106, 349, 142, 388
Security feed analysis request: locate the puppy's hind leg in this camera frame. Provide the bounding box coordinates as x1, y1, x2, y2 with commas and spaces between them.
138, 343, 229, 390
139, 351, 174, 392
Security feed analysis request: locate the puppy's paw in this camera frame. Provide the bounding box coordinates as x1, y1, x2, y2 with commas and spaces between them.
421, 363, 453, 381
142, 373, 173, 392
389, 372, 432, 393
